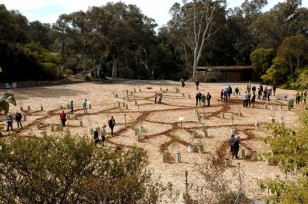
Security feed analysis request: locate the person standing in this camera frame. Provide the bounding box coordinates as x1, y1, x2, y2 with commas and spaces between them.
180, 78, 185, 87
70, 101, 74, 113
243, 92, 248, 107
251, 93, 256, 108
195, 92, 202, 106
108, 116, 116, 136
15, 111, 23, 129
7, 113, 13, 131
272, 85, 276, 96
60, 111, 67, 127
251, 86, 256, 94
158, 93, 163, 104
223, 88, 228, 102
83, 99, 87, 114
220, 89, 224, 101
257, 88, 262, 100
94, 128, 100, 145
201, 94, 206, 107
154, 92, 158, 104
206, 92, 212, 106
229, 134, 236, 159
233, 137, 240, 159
227, 85, 232, 97
235, 87, 239, 97
195, 80, 199, 90
100, 125, 106, 146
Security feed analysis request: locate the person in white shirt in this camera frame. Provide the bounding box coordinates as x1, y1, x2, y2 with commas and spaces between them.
243, 92, 248, 107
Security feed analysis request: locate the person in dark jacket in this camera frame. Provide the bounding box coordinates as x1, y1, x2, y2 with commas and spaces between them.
108, 116, 116, 135
195, 81, 200, 90
233, 137, 240, 159
195, 92, 202, 106
229, 134, 236, 158
94, 128, 100, 145
251, 93, 256, 108
207, 92, 212, 106
15, 111, 23, 129
70, 101, 74, 113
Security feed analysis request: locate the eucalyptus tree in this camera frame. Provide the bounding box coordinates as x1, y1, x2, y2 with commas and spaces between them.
165, 0, 227, 78
51, 2, 157, 79
252, 0, 307, 49
226, 0, 268, 65
0, 4, 29, 44
28, 21, 52, 49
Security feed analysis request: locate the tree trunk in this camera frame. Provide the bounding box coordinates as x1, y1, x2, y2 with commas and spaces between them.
112, 59, 117, 78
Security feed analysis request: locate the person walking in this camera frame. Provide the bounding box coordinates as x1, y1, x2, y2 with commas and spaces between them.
195, 80, 199, 90
60, 111, 67, 127
70, 101, 74, 113
100, 125, 106, 146
83, 99, 87, 114
233, 137, 240, 159
15, 111, 23, 129
108, 116, 116, 136
7, 113, 13, 131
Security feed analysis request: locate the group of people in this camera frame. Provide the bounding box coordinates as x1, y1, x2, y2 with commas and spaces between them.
195, 92, 212, 107
154, 92, 163, 104
243, 92, 256, 108
93, 116, 116, 146
6, 111, 23, 131
295, 91, 307, 104
220, 85, 233, 102
241, 84, 278, 108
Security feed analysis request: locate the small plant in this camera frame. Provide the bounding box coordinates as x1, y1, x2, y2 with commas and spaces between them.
201, 125, 208, 132
170, 134, 181, 152
191, 129, 196, 142
129, 116, 137, 130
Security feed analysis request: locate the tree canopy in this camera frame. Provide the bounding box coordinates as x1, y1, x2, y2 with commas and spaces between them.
0, 1, 307, 85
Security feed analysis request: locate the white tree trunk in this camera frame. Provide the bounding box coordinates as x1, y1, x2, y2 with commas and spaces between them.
186, 2, 221, 78
112, 59, 117, 78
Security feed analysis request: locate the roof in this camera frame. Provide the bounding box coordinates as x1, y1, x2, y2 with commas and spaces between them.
197, 66, 253, 71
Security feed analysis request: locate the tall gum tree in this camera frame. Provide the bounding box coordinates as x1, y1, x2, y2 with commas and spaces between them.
168, 0, 226, 78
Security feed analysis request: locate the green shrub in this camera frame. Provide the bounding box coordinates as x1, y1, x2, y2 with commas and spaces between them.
64, 69, 74, 76
84, 75, 92, 81
0, 133, 173, 203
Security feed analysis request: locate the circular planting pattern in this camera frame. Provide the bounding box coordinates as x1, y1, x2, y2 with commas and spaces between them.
0, 81, 299, 199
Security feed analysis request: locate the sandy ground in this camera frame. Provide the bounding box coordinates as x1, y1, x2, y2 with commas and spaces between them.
0, 80, 303, 202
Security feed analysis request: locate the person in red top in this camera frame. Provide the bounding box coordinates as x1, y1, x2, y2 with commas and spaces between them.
154, 92, 158, 104
60, 111, 67, 127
